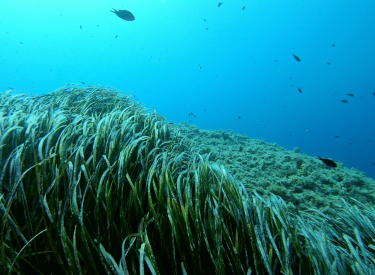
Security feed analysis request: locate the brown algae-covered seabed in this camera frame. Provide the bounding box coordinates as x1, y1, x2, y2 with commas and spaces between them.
1, 85, 375, 274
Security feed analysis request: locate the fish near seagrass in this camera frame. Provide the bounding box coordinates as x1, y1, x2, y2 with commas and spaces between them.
111, 9, 135, 21
293, 53, 300, 62
317, 156, 337, 167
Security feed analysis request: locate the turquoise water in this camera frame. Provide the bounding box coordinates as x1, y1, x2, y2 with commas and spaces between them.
1, 0, 374, 178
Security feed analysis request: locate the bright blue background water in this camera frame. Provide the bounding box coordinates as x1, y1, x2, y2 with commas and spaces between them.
1, 0, 374, 178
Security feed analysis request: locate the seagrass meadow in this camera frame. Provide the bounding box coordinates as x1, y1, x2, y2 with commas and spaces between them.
1, 85, 375, 275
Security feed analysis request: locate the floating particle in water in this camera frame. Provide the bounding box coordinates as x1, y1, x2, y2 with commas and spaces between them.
292, 53, 300, 62
80, 25, 82, 29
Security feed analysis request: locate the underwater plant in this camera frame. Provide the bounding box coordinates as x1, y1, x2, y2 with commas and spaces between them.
0, 85, 374, 274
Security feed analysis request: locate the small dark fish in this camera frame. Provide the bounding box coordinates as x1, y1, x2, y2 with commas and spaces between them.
274, 59, 278, 62
20, 42, 23, 44
81, 82, 85, 84
372, 163, 375, 165
205, 28, 209, 30
111, 9, 135, 21
317, 156, 337, 168
203, 19, 206, 22
238, 116, 241, 119
327, 62, 331, 65
218, 2, 223, 7
242, 6, 246, 10
8, 87, 14, 90
115, 35, 118, 38
332, 44, 336, 47
292, 53, 300, 62
347, 94, 354, 97
334, 136, 340, 138
80, 25, 82, 29
97, 25, 100, 27
373, 92, 375, 96
199, 64, 202, 69
341, 100, 348, 103
298, 87, 302, 93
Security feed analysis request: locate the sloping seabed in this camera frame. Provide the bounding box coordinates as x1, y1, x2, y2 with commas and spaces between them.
171, 123, 375, 216
1, 85, 374, 274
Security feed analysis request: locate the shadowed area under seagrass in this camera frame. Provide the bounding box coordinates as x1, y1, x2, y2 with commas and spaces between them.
1, 85, 375, 274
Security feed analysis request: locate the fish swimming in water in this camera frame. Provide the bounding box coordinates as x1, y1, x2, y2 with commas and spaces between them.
80, 25, 82, 29
298, 88, 302, 93
242, 6, 246, 10
317, 156, 337, 167
341, 100, 348, 103
111, 9, 135, 21
347, 94, 354, 97
332, 44, 336, 47
373, 92, 375, 96
218, 2, 223, 7
293, 53, 300, 62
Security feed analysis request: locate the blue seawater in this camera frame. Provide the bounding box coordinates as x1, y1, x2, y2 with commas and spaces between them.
0, 0, 374, 178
